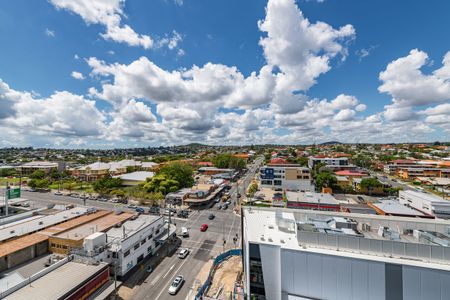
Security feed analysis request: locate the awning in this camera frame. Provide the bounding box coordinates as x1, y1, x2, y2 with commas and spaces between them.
155, 224, 177, 243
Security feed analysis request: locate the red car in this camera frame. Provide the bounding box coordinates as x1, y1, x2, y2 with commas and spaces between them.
200, 224, 208, 232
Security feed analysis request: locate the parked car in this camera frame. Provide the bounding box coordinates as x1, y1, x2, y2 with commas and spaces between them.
357, 196, 365, 202
177, 210, 189, 218
200, 224, 208, 232
178, 248, 189, 259
22, 202, 30, 207
127, 204, 137, 209
148, 206, 160, 214
217, 204, 222, 210
208, 213, 215, 220
236, 193, 241, 198
222, 204, 228, 210
168, 275, 184, 295
53, 191, 63, 196
135, 207, 145, 213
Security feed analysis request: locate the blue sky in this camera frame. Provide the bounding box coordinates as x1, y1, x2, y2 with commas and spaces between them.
0, 0, 449, 148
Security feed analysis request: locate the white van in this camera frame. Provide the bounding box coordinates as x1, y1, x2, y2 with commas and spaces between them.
181, 227, 189, 237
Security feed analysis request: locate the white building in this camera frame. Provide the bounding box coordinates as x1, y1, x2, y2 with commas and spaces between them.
259, 164, 313, 191
242, 207, 450, 300
398, 190, 450, 218
81, 214, 176, 277
308, 157, 349, 169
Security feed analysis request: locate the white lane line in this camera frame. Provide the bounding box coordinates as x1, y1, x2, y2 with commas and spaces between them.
226, 214, 237, 243
154, 257, 190, 300
162, 264, 175, 279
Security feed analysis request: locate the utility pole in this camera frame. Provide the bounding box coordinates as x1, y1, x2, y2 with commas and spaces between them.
5, 182, 9, 217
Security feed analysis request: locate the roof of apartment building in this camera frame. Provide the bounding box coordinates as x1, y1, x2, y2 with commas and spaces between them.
334, 170, 367, 177
243, 207, 450, 271
4, 261, 109, 300
52, 212, 133, 241
19, 161, 58, 168
285, 191, 339, 205
107, 214, 162, 252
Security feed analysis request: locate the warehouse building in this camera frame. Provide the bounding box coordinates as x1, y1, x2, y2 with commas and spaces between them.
286, 191, 340, 211
49, 211, 133, 254
3, 259, 110, 300
242, 207, 450, 300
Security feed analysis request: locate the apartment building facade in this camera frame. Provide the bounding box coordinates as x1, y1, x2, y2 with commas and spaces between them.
259, 164, 313, 191
308, 157, 349, 169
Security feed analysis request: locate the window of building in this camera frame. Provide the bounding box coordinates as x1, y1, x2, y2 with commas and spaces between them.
124, 250, 130, 257
134, 243, 140, 250
112, 252, 117, 258
155, 229, 160, 235
148, 234, 153, 240
274, 180, 282, 186
147, 246, 152, 253
141, 239, 146, 245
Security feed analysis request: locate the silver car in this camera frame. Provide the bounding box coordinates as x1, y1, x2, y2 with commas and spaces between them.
168, 275, 184, 295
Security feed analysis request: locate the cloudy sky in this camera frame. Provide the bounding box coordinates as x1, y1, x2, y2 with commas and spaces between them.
0, 0, 449, 148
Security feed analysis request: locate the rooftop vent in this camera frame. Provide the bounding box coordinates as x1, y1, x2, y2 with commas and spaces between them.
280, 239, 285, 244
260, 234, 265, 241
268, 237, 273, 242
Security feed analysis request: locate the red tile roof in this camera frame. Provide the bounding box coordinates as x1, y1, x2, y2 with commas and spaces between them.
335, 170, 367, 176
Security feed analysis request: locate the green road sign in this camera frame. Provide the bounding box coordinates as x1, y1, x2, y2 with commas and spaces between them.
7, 188, 21, 200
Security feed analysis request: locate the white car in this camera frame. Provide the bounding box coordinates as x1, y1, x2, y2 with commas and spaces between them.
178, 248, 189, 259
168, 275, 184, 295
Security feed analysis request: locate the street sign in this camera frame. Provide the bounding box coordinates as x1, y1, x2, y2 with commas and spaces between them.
7, 188, 21, 200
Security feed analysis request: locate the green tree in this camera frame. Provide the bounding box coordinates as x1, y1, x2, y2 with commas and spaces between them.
29, 170, 45, 180
93, 175, 122, 194
143, 174, 180, 195
159, 162, 194, 188
360, 178, 382, 195
28, 179, 37, 189
35, 179, 50, 189
247, 182, 258, 197
315, 172, 337, 191
212, 154, 246, 170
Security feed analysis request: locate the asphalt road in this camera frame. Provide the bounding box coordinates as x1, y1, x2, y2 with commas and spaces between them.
130, 157, 263, 300
18, 157, 264, 300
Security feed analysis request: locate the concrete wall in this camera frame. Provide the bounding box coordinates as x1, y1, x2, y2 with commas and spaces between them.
35, 240, 48, 256
0, 256, 7, 272
7, 246, 34, 269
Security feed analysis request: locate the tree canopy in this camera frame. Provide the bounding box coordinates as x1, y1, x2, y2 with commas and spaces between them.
315, 172, 337, 191
93, 175, 122, 193
212, 154, 246, 170
159, 162, 194, 188
29, 170, 45, 180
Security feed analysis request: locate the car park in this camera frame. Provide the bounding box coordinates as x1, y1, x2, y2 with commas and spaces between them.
53, 191, 63, 196
178, 248, 189, 259
200, 224, 208, 232
168, 275, 184, 295
208, 213, 215, 220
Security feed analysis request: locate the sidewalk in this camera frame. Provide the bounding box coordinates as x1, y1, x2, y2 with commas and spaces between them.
115, 238, 180, 299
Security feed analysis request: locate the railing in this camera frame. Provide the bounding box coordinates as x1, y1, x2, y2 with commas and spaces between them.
195, 249, 242, 300
297, 231, 450, 264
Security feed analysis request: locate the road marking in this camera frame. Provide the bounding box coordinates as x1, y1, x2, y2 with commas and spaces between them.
162, 264, 175, 279
154, 257, 190, 300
